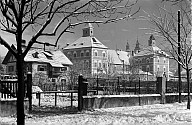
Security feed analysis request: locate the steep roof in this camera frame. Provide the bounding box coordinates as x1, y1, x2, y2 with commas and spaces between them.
116, 50, 130, 65
2, 45, 16, 64
134, 45, 169, 57
108, 50, 130, 65
24, 49, 73, 67
63, 36, 108, 50
2, 46, 73, 67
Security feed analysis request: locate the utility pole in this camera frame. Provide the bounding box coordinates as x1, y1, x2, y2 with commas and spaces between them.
178, 10, 182, 103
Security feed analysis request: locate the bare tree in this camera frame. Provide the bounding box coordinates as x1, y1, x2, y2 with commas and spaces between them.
140, 0, 192, 108
0, 1, 139, 123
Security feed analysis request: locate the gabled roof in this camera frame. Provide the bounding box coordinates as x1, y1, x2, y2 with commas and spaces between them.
3, 46, 73, 67
108, 50, 130, 65
24, 49, 73, 67
134, 45, 169, 57
2, 45, 16, 64
63, 36, 108, 50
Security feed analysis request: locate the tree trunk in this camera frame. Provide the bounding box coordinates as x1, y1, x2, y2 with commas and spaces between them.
17, 55, 25, 124
186, 68, 191, 109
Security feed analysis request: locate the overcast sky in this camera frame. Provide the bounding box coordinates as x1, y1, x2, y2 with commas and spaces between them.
0, 0, 180, 57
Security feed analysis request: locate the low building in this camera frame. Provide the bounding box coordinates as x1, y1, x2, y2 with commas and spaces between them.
2, 45, 73, 84
108, 49, 131, 79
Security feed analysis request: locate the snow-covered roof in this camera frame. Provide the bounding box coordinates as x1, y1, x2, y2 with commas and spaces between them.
108, 50, 130, 65
63, 36, 108, 50
116, 50, 130, 65
134, 45, 169, 57
24, 49, 73, 67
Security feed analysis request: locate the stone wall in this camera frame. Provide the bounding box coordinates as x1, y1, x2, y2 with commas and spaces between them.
0, 99, 29, 117
83, 93, 192, 110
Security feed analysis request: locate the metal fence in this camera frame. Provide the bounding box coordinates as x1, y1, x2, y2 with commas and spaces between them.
36, 77, 192, 96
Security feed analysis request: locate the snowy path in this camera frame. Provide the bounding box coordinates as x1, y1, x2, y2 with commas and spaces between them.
0, 102, 192, 125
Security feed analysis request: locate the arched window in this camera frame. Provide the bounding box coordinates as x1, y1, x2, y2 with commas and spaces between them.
157, 56, 160, 62
142, 58, 145, 63
146, 58, 150, 63
94, 50, 98, 56
67, 52, 71, 56
164, 58, 166, 63
81, 51, 84, 57
147, 65, 150, 71
163, 66, 166, 71
102, 51, 106, 58
86, 50, 90, 56
94, 61, 97, 67
157, 65, 160, 71
73, 51, 77, 57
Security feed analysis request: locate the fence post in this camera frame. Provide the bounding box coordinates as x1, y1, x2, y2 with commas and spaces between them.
27, 72, 32, 111
71, 92, 73, 107
78, 75, 88, 111
97, 75, 99, 95
78, 75, 83, 111
38, 92, 41, 106
134, 83, 137, 95
138, 78, 141, 106
55, 92, 57, 106
156, 76, 166, 104
117, 77, 120, 95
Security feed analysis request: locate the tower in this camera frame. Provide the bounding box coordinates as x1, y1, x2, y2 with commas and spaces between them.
134, 37, 140, 54
126, 41, 131, 52
82, 23, 94, 37
148, 34, 156, 46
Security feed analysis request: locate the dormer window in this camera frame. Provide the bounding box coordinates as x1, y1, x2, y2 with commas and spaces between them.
32, 52, 39, 58
92, 38, 97, 43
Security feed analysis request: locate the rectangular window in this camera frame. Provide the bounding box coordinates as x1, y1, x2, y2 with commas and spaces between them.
53, 67, 60, 72
94, 62, 97, 67
61, 67, 67, 72
37, 65, 47, 71
103, 63, 105, 68
8, 66, 14, 72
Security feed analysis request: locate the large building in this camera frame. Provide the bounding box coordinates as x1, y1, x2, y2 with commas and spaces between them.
63, 23, 131, 78
63, 23, 108, 77
132, 35, 169, 80
63, 24, 169, 80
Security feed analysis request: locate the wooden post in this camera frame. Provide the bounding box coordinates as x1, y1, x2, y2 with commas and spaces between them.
71, 92, 73, 107
156, 76, 166, 104
55, 92, 57, 106
97, 75, 99, 95
38, 92, 41, 107
78, 75, 83, 111
27, 72, 32, 111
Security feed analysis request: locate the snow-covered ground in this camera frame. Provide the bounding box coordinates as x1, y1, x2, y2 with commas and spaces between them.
1, 101, 192, 125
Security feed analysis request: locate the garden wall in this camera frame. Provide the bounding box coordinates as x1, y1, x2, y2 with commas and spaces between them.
83, 93, 192, 109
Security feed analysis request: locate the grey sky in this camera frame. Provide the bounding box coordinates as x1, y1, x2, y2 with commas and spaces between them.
0, 0, 180, 56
